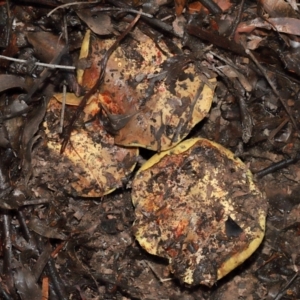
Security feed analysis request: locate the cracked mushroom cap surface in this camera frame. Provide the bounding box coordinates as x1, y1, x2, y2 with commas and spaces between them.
132, 138, 267, 286
42, 98, 138, 197
77, 30, 216, 151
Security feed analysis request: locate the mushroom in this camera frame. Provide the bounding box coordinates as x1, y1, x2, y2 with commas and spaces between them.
132, 137, 267, 286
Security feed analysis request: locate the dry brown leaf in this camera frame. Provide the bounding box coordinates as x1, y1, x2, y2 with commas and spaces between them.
76, 9, 113, 36
258, 0, 297, 18
174, 0, 186, 15
0, 74, 28, 92
237, 17, 300, 36
217, 65, 252, 92
26, 31, 65, 63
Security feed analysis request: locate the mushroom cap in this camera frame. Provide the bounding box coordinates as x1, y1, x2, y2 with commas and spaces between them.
43, 98, 138, 197
77, 30, 217, 151
132, 138, 267, 286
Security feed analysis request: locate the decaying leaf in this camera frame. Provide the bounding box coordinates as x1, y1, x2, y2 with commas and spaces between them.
14, 266, 42, 300
21, 99, 47, 182
76, 9, 113, 36
28, 216, 68, 240
237, 17, 300, 37
3, 98, 28, 153
53, 93, 84, 106
217, 65, 252, 92
280, 48, 300, 75
258, 0, 297, 18
132, 138, 267, 286
26, 31, 65, 63
0, 74, 28, 92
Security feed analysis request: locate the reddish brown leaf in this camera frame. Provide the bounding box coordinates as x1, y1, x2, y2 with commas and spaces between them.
175, 0, 186, 16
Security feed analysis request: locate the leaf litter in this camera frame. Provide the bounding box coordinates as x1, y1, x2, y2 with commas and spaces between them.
0, 0, 300, 299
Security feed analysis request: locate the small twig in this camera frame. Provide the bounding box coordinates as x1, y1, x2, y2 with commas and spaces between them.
23, 47, 68, 103
42, 277, 49, 300
22, 198, 51, 206
33, 243, 53, 282
59, 83, 67, 134
2, 212, 18, 298
229, 0, 245, 37
47, 258, 68, 300
17, 210, 33, 242
63, 13, 68, 46
5, 0, 11, 47
142, 260, 172, 283
0, 55, 75, 70
244, 48, 299, 131
274, 271, 299, 300
238, 94, 253, 143
267, 118, 289, 141
198, 0, 222, 14
107, 0, 180, 37
2, 213, 12, 275
187, 25, 246, 56
90, 6, 153, 18
47, 0, 99, 17
48, 0, 154, 18
209, 50, 236, 68
254, 155, 300, 178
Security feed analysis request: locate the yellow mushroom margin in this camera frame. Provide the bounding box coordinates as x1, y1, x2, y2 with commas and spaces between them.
132, 137, 267, 286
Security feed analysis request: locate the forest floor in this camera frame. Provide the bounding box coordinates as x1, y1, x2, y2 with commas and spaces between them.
0, 0, 300, 299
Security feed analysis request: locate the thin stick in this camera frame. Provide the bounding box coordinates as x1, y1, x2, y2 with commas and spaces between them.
198, 0, 222, 14
107, 0, 179, 37
63, 13, 68, 47
274, 271, 299, 300
229, 0, 245, 37
47, 1, 153, 18
59, 84, 67, 134
90, 6, 153, 18
268, 117, 289, 141
2, 213, 18, 298
255, 156, 299, 178
59, 15, 69, 134
0, 55, 75, 70
245, 48, 299, 131
47, 258, 68, 300
5, 0, 11, 47
47, 1, 99, 17
22, 198, 51, 206
17, 210, 34, 242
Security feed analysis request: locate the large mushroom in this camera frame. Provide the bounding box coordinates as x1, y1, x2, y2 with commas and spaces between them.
132, 137, 267, 286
